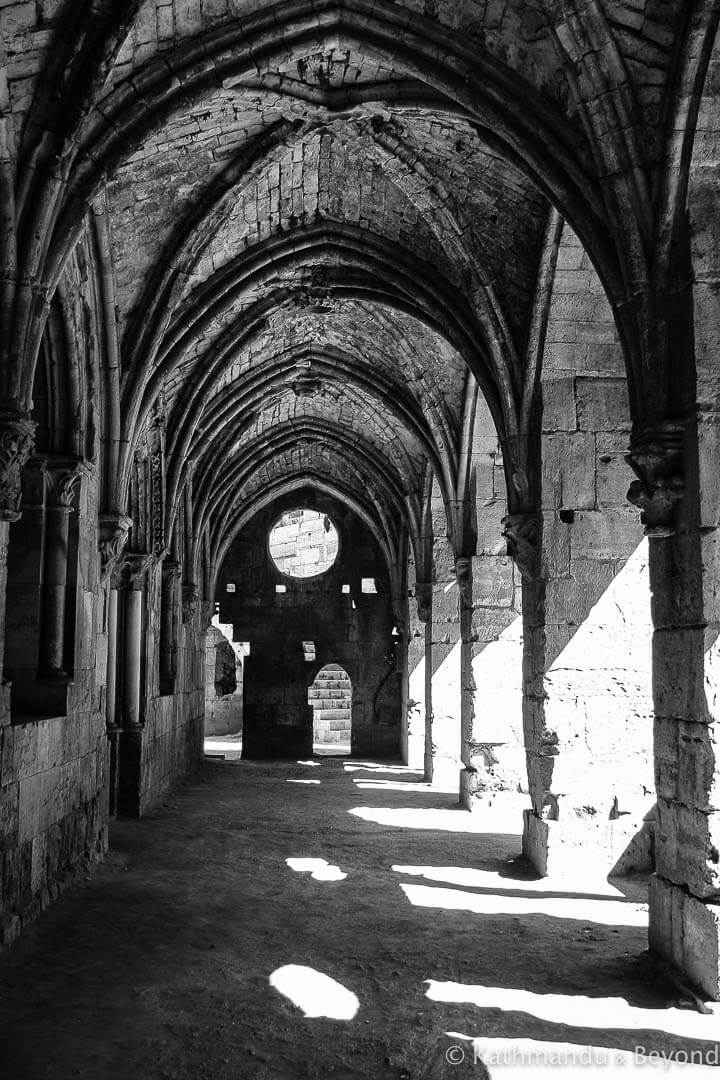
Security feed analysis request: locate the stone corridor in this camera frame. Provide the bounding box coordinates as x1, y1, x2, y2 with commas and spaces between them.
1, 755, 718, 1080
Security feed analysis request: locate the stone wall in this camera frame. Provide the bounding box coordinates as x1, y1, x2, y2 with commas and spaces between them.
522, 223, 655, 877
465, 396, 524, 804
0, 471, 108, 946
216, 494, 400, 759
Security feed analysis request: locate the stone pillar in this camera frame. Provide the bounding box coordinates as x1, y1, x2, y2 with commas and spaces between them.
39, 461, 82, 678
456, 556, 477, 805
414, 582, 433, 779
116, 553, 151, 818
121, 555, 151, 729
0, 410, 31, 712
0, 520, 9, 724
100, 514, 132, 817
105, 585, 120, 815
407, 577, 429, 770
159, 560, 181, 694
630, 424, 720, 1000
3, 459, 46, 712
429, 528, 462, 789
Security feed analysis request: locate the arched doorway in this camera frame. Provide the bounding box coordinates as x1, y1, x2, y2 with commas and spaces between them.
309, 664, 352, 754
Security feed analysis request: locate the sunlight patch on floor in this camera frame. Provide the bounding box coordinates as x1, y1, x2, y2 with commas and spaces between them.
287, 779, 322, 785
428, 982, 718, 1042
400, 883, 647, 925
297, 760, 321, 767
286, 858, 347, 881
269, 965, 359, 1019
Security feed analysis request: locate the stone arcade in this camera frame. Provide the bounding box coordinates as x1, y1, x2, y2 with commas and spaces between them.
0, 0, 719, 1030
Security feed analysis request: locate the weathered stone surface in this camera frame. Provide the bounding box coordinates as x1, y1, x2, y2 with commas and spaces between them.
648, 874, 720, 1001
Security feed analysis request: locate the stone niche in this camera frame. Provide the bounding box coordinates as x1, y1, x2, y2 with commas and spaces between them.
215, 491, 400, 759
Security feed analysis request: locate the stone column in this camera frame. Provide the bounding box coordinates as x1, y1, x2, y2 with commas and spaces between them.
413, 582, 433, 781
629, 425, 720, 1001
3, 458, 46, 712
40, 461, 82, 678
456, 556, 477, 805
430, 527, 462, 789
100, 515, 132, 817
121, 554, 151, 729
159, 560, 181, 693
99, 514, 132, 731
407, 577, 429, 770
0, 410, 34, 720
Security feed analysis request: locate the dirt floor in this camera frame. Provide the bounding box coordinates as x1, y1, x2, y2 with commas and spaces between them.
1, 756, 719, 1079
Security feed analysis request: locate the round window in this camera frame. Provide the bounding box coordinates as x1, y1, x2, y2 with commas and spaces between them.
268, 509, 339, 579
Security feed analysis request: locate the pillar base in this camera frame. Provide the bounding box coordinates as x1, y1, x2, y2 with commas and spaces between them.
522, 809, 654, 879
649, 873, 720, 1002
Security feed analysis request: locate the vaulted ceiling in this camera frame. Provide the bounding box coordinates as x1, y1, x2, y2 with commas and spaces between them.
3, 0, 713, 576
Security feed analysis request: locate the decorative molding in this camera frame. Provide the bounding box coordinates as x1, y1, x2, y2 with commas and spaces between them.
161, 559, 182, 586
99, 513, 132, 585
41, 456, 89, 509
121, 552, 154, 590
501, 512, 541, 580
455, 557, 473, 611
626, 423, 684, 534
414, 581, 432, 623
148, 416, 166, 558
199, 600, 215, 630
0, 411, 36, 521
182, 582, 199, 623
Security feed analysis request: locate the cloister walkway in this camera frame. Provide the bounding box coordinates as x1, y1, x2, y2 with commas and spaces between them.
1, 758, 718, 1079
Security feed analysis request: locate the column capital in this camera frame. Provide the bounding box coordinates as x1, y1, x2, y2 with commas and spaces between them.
117, 552, 153, 590
455, 556, 473, 611
414, 581, 432, 623
502, 512, 541, 580
626, 422, 684, 534
199, 599, 215, 630
0, 409, 36, 522
99, 513, 132, 585
31, 455, 89, 510
161, 558, 182, 585
182, 582, 199, 623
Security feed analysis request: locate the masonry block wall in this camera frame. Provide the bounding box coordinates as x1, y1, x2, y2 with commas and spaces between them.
645, 33, 720, 999
216, 494, 400, 759
406, 550, 428, 771
427, 478, 462, 786
0, 471, 108, 946
465, 396, 524, 805
522, 224, 655, 877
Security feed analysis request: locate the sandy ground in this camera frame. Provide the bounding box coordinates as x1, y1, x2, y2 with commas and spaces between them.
1, 756, 718, 1079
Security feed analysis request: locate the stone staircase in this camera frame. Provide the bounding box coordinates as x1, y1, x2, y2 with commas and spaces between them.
309, 664, 352, 745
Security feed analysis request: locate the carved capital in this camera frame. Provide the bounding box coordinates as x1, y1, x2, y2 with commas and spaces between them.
99, 513, 132, 585
626, 424, 684, 534
38, 456, 88, 509
121, 552, 153, 590
199, 600, 215, 630
414, 581, 432, 623
182, 583, 199, 624
0, 411, 36, 521
161, 559, 182, 587
455, 557, 473, 611
502, 513, 541, 580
